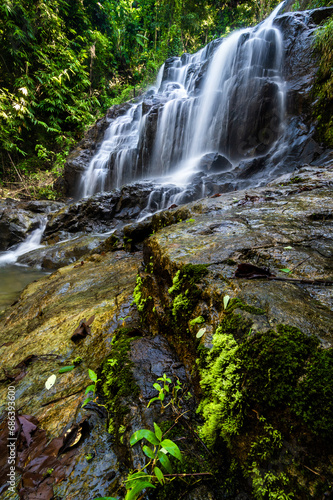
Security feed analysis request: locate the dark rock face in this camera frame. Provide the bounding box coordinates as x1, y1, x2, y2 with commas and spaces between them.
198, 153, 232, 173
44, 181, 157, 240
0, 200, 64, 251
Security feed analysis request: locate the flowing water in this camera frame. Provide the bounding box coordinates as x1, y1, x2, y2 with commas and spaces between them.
78, 2, 285, 212
1, 3, 287, 303
0, 220, 48, 309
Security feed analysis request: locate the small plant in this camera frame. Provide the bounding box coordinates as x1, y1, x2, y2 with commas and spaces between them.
147, 373, 172, 408
126, 422, 182, 499
82, 369, 101, 408
147, 374, 183, 409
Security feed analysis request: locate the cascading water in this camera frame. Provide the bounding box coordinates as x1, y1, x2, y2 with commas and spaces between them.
0, 218, 47, 266
78, 3, 286, 211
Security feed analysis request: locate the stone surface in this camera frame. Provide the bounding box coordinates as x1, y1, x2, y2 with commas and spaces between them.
0, 199, 64, 251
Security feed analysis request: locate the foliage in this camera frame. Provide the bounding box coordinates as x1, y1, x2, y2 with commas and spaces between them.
0, 0, 282, 191
82, 368, 100, 407
313, 15, 333, 146
127, 422, 182, 499
197, 309, 333, 498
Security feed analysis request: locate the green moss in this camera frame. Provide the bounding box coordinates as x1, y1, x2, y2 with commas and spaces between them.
237, 324, 320, 409
291, 346, 333, 436
133, 275, 152, 313
313, 17, 333, 147
228, 297, 265, 316
100, 327, 140, 440
169, 264, 208, 323
189, 316, 205, 326
172, 293, 191, 317
197, 317, 333, 498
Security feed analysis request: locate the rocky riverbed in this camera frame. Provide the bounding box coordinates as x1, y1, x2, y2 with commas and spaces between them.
0, 162, 332, 499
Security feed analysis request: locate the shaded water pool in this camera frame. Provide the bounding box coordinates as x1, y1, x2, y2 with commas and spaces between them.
0, 265, 49, 312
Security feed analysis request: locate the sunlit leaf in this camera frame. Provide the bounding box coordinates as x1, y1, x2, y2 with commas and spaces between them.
196, 327, 206, 338
154, 466, 165, 485
223, 295, 230, 309
143, 445, 155, 459
45, 374, 56, 390
280, 268, 292, 273
125, 480, 155, 500
160, 439, 182, 462
130, 429, 160, 446
89, 369, 98, 381
153, 383, 162, 391
85, 384, 95, 394
59, 365, 75, 373
81, 396, 93, 408
154, 422, 162, 441
157, 450, 173, 473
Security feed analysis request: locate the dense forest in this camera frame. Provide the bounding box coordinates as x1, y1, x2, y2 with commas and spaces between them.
0, 0, 332, 198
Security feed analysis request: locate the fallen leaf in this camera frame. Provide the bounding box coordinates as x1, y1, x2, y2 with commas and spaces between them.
71, 315, 95, 343
73, 261, 84, 268
45, 374, 56, 390
196, 328, 206, 339
58, 366, 75, 374
210, 193, 221, 198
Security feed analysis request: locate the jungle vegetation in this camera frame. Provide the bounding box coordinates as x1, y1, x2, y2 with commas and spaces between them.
0, 0, 331, 198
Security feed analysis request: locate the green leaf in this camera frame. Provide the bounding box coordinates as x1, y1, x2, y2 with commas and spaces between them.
160, 439, 182, 462
126, 471, 150, 482
153, 383, 162, 391
142, 445, 155, 459
157, 450, 173, 473
94, 497, 119, 499
130, 429, 160, 446
89, 369, 98, 382
196, 327, 206, 339
159, 391, 165, 401
85, 384, 95, 394
147, 397, 160, 407
82, 396, 93, 408
59, 365, 75, 373
223, 295, 230, 309
284, 246, 293, 250
153, 422, 162, 441
125, 481, 155, 500
93, 497, 119, 499
280, 268, 292, 273
154, 466, 165, 485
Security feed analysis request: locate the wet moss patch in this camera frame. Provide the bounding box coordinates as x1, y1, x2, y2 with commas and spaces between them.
100, 327, 140, 441
197, 315, 333, 498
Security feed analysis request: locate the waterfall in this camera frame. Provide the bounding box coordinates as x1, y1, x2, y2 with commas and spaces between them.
78, 2, 286, 201
0, 219, 47, 266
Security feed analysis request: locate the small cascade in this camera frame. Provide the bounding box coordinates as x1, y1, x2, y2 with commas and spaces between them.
79, 2, 286, 206
0, 219, 47, 266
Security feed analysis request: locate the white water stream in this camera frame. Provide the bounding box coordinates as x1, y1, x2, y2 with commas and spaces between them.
78, 2, 285, 207
0, 3, 286, 290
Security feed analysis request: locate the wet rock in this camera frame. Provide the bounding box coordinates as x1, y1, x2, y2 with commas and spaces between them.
44, 181, 157, 241
143, 164, 333, 345
0, 199, 60, 251
17, 234, 109, 269
198, 153, 232, 173
0, 251, 142, 499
